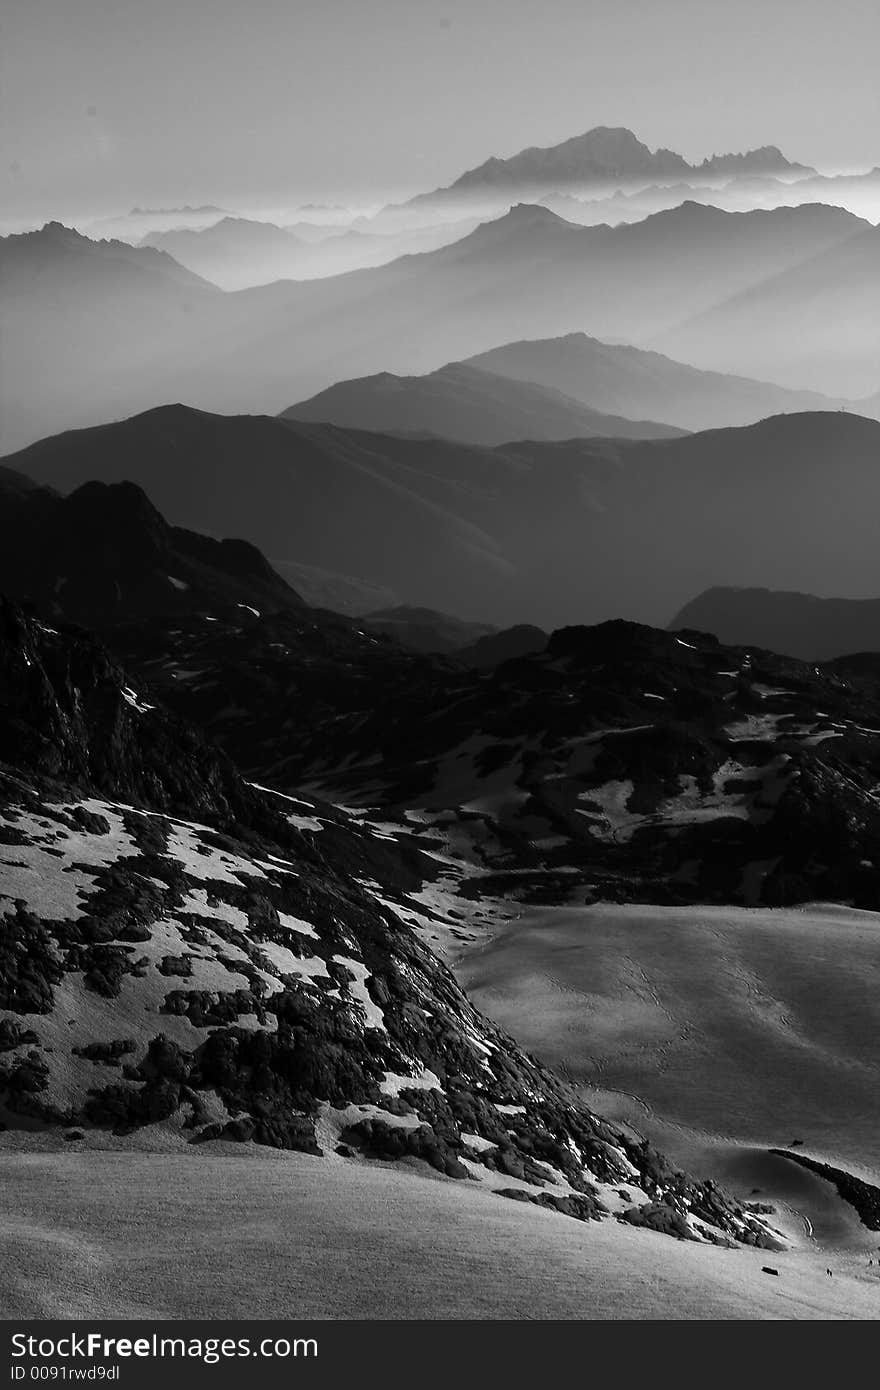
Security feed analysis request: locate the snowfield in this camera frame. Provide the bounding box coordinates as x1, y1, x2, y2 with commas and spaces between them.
0, 1150, 876, 1320
457, 901, 880, 1246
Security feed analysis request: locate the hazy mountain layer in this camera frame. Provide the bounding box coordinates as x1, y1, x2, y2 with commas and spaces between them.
140, 215, 482, 289
654, 223, 880, 395
400, 126, 811, 210
465, 334, 873, 431
8, 406, 880, 631
283, 362, 686, 443
2, 202, 869, 451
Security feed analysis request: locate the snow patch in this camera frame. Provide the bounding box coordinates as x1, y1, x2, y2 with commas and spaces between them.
332, 955, 385, 1032
121, 686, 155, 714
380, 1067, 443, 1097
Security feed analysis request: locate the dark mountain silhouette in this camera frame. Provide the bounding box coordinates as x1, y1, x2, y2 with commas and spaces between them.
455, 624, 548, 669
3, 406, 531, 621
7, 406, 880, 632
361, 606, 498, 654
357, 607, 546, 665
2, 202, 865, 451
401, 127, 812, 208
283, 362, 686, 443
0, 465, 302, 628
0, 220, 212, 290
465, 333, 859, 432
671, 587, 880, 662
654, 223, 880, 396
447, 127, 690, 192
0, 465, 44, 496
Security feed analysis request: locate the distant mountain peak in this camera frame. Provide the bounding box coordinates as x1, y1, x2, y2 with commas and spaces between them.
494, 201, 575, 228
467, 203, 579, 242
407, 126, 813, 206
448, 125, 689, 195
697, 144, 813, 176
34, 220, 91, 245
507, 200, 571, 221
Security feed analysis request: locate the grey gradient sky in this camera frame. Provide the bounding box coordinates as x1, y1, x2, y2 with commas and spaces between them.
3, 0, 880, 224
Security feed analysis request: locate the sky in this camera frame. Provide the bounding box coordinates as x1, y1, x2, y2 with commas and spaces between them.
3, 0, 880, 225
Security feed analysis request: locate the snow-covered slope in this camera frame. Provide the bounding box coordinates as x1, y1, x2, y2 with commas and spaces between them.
0, 602, 773, 1251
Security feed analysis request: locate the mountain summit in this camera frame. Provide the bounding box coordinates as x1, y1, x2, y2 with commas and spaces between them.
407, 126, 813, 205
452, 127, 690, 191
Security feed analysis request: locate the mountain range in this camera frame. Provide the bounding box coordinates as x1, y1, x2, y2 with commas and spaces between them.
3, 200, 874, 451
399, 127, 813, 210
139, 215, 481, 289
463, 334, 871, 431
5, 440, 880, 921
359, 606, 547, 665
7, 405, 880, 631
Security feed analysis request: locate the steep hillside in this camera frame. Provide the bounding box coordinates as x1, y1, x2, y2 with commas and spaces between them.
0, 467, 302, 628
0, 602, 771, 1248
